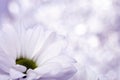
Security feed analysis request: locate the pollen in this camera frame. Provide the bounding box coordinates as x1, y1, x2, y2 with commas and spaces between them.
16, 57, 37, 73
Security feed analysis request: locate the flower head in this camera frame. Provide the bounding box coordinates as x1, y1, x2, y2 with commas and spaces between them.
0, 22, 76, 80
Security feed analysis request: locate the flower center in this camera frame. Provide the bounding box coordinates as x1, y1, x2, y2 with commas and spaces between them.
16, 57, 37, 73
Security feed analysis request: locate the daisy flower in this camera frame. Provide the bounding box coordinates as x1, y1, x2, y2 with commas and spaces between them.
0, 21, 76, 80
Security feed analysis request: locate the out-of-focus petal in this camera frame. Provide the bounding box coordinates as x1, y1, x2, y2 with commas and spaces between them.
34, 32, 67, 65
0, 74, 9, 80
33, 55, 77, 80
0, 22, 20, 59
13, 64, 26, 73
9, 68, 25, 79
35, 62, 76, 80
0, 49, 15, 74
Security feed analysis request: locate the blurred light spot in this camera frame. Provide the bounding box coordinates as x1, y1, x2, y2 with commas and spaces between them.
74, 24, 87, 36
108, 32, 119, 47
106, 70, 117, 80
87, 35, 100, 48
34, 5, 62, 22
8, 2, 20, 15
92, 0, 112, 11
18, 0, 32, 11
88, 18, 104, 33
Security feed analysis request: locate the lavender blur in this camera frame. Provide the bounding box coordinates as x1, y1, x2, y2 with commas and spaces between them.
0, 0, 120, 80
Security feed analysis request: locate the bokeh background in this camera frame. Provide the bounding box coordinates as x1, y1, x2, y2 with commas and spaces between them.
0, 0, 120, 80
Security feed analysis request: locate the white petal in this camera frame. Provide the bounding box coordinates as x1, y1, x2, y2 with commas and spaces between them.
23, 25, 46, 58
34, 62, 76, 80
0, 74, 9, 80
0, 22, 20, 59
45, 54, 76, 65
13, 64, 26, 73
32, 31, 56, 60
69, 64, 87, 80
35, 33, 67, 65
33, 55, 77, 80
26, 69, 41, 80
0, 49, 15, 74
9, 68, 25, 79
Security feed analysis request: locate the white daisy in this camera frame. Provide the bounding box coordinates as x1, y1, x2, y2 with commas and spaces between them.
0, 21, 76, 80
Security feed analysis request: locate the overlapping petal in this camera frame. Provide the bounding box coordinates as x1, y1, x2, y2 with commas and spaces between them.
0, 22, 77, 80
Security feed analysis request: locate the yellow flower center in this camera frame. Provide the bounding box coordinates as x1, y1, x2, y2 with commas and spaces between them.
16, 57, 37, 73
